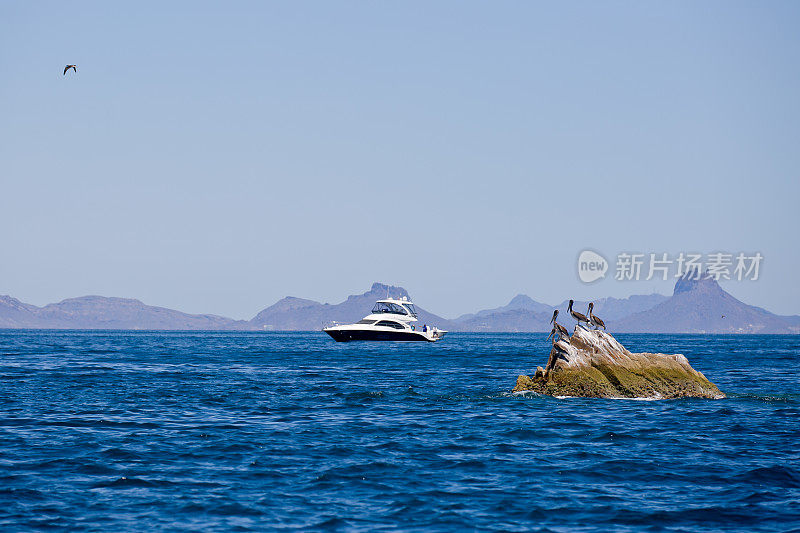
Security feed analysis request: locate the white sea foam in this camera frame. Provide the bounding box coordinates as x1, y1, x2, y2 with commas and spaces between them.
550, 394, 665, 401
606, 395, 664, 401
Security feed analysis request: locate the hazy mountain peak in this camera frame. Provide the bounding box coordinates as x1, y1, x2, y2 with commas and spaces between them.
673, 270, 724, 296
51, 295, 145, 307
449, 293, 553, 329
615, 273, 795, 333
365, 282, 409, 299
0, 295, 38, 309
263, 296, 322, 312
508, 294, 539, 308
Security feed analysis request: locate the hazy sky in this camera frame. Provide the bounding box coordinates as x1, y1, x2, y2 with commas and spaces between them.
1, 1, 799, 319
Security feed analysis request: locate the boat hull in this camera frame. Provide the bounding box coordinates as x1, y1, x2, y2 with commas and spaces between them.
324, 328, 443, 342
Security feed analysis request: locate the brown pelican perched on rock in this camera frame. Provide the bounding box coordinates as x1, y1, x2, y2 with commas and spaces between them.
587, 302, 606, 330
547, 324, 570, 343
549, 310, 570, 340
568, 299, 590, 329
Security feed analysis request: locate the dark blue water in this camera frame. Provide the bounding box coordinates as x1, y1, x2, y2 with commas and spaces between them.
1, 331, 798, 531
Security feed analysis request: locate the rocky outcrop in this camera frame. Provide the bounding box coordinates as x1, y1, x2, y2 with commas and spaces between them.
513, 327, 725, 399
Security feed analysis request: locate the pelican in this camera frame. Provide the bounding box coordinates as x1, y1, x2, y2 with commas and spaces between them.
568, 299, 590, 329
547, 324, 569, 342
548, 309, 570, 340
63, 65, 77, 75
587, 302, 606, 330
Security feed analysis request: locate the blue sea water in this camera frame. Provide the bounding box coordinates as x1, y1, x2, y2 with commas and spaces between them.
0, 331, 798, 532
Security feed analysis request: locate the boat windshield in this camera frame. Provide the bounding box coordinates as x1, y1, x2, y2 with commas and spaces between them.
404, 304, 418, 317
372, 302, 408, 315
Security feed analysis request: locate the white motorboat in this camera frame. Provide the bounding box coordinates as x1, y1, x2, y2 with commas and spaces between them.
323, 297, 447, 342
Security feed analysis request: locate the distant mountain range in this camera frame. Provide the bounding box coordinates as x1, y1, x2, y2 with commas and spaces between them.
0, 295, 250, 331
1, 277, 798, 333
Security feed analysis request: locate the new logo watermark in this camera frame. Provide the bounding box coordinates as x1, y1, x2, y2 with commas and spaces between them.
577, 250, 763, 283
577, 250, 608, 283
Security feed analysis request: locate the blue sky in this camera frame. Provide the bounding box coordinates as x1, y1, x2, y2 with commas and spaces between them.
1, 1, 799, 319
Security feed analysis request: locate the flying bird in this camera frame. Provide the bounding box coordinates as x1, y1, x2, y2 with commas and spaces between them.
63, 65, 77, 75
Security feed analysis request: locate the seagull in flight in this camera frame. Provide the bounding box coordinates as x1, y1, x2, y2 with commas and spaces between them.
63, 65, 77, 75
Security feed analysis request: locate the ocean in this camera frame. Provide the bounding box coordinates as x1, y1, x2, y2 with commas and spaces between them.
0, 331, 798, 531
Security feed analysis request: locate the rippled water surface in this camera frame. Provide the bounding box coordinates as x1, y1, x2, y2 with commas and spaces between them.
1, 331, 798, 531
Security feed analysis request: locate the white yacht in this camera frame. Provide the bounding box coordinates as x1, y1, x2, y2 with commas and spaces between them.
323, 297, 447, 342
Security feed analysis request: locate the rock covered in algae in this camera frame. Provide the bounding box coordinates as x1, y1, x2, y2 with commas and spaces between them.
514, 327, 725, 399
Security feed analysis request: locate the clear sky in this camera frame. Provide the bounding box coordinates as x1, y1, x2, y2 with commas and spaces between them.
1, 1, 799, 320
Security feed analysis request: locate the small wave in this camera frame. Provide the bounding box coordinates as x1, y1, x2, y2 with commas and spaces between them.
591, 431, 637, 442
100, 447, 142, 460
606, 505, 759, 527
343, 390, 384, 402
727, 392, 800, 404
737, 489, 782, 504
310, 517, 350, 529
0, 487, 44, 500
91, 476, 161, 489
211, 502, 263, 517
735, 465, 800, 489
314, 461, 399, 482
39, 419, 161, 429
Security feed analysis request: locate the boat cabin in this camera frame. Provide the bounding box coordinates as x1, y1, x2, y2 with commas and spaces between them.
371, 298, 418, 318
